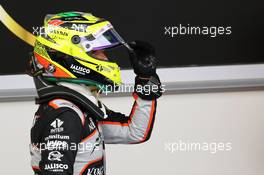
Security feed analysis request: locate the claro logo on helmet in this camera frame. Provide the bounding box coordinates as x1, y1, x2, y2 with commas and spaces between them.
70, 64, 90, 75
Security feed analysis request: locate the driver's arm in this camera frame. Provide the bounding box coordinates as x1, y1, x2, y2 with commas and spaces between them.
99, 93, 157, 144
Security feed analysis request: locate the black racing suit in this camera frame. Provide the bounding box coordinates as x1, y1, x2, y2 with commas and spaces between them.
30, 89, 157, 175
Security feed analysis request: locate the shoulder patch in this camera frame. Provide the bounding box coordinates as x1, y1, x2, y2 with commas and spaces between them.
48, 99, 85, 125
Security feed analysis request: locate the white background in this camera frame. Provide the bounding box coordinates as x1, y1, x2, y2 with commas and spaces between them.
0, 90, 263, 175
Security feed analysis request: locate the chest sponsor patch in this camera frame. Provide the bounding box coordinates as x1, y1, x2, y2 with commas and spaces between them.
44, 163, 68, 172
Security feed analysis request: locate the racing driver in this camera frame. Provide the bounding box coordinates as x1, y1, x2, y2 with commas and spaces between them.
29, 12, 162, 175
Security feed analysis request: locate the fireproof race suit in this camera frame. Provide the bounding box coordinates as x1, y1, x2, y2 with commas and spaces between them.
30, 82, 157, 175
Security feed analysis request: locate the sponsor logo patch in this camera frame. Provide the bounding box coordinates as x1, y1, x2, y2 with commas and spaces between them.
44, 163, 69, 172
48, 151, 64, 161
45, 134, 70, 141
49, 29, 68, 36
47, 140, 68, 150
70, 64, 90, 75
87, 167, 104, 175
50, 119, 64, 134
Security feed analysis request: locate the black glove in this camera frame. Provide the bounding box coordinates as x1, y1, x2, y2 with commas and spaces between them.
127, 41, 163, 100
128, 40, 157, 77
134, 74, 163, 100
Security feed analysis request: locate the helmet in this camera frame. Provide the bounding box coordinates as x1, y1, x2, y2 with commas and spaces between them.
33, 12, 125, 91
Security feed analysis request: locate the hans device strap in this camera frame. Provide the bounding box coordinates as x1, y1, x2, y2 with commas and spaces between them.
35, 85, 106, 120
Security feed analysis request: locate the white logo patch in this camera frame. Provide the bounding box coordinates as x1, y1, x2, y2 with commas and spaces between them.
45, 134, 70, 141
48, 151, 64, 161
70, 64, 90, 75
50, 119, 64, 134
44, 163, 69, 172
51, 119, 64, 128
47, 140, 68, 150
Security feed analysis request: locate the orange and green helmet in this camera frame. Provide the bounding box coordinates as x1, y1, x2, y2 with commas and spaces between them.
33, 12, 126, 90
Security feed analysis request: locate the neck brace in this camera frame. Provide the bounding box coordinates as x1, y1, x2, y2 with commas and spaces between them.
57, 82, 98, 104
34, 76, 106, 120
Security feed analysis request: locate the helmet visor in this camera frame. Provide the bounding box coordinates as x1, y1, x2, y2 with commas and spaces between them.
93, 29, 125, 50
81, 28, 125, 53
79, 26, 130, 67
